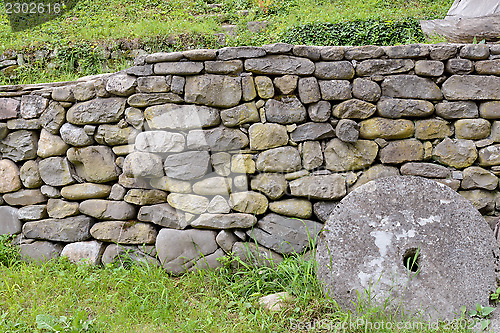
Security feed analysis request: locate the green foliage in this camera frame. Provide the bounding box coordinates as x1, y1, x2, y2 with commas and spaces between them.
464, 303, 495, 332
0, 234, 20, 267
36, 309, 96, 333
280, 19, 425, 46
491, 286, 500, 302
217, 252, 322, 302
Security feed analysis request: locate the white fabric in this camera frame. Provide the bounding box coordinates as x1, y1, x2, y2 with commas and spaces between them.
447, 0, 500, 18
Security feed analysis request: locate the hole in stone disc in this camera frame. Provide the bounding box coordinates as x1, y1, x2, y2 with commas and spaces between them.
403, 248, 420, 273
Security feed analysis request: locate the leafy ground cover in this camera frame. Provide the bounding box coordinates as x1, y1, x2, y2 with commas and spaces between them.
0, 236, 489, 332
0, 0, 452, 52
0, 0, 453, 84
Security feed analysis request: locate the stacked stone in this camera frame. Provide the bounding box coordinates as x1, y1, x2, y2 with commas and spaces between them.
1, 43, 500, 273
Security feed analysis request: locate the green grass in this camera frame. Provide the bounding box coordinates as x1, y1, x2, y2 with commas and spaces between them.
0, 0, 453, 53
0, 0, 453, 85
0, 237, 484, 333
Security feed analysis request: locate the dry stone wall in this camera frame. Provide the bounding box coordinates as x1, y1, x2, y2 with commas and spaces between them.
1, 43, 500, 273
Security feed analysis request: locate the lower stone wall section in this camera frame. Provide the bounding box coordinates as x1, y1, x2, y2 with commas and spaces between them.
0, 43, 499, 273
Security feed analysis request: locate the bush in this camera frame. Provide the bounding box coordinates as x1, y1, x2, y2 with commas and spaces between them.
280, 19, 425, 46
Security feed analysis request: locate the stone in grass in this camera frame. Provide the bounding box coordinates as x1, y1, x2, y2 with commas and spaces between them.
156, 229, 218, 275
231, 242, 283, 268
259, 292, 292, 312
216, 230, 239, 253
101, 244, 159, 267
316, 176, 498, 319
61, 240, 105, 265
247, 213, 322, 255
19, 241, 64, 263
0, 206, 21, 235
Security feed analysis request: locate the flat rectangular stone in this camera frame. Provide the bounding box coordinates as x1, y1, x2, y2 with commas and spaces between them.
154, 62, 204, 75
443, 75, 500, 100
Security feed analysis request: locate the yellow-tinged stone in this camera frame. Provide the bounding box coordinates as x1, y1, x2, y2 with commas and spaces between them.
249, 123, 288, 150
193, 177, 232, 196
454, 119, 491, 140
268, 199, 312, 218
255, 76, 274, 99
359, 117, 414, 139
61, 183, 111, 200
423, 141, 433, 160
379, 139, 424, 164
230, 191, 268, 215
150, 176, 192, 193
231, 154, 256, 173
433, 138, 477, 169
324, 139, 378, 172
415, 119, 452, 140
167, 193, 209, 214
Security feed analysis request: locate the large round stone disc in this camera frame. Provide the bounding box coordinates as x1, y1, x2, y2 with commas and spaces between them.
316, 176, 499, 319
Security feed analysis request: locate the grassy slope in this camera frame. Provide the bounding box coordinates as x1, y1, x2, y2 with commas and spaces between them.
0, 254, 476, 332
0, 0, 453, 53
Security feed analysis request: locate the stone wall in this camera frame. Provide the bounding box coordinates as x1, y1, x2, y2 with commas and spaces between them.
1, 43, 500, 273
